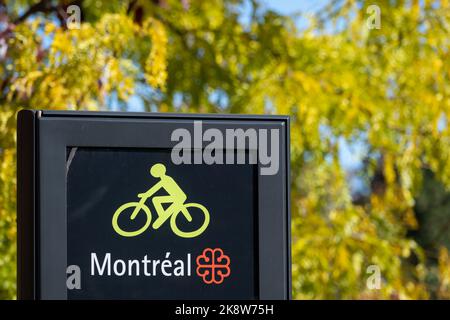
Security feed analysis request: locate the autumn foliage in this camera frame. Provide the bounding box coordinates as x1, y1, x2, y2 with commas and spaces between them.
0, 0, 449, 299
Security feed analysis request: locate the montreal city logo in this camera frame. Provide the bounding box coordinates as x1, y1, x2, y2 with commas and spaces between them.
66, 248, 231, 290
196, 248, 231, 285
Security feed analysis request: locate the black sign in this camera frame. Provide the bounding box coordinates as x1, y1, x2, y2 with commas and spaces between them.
17, 110, 290, 300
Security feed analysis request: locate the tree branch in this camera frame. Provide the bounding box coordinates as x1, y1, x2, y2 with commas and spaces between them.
12, 0, 55, 24
12, 0, 84, 25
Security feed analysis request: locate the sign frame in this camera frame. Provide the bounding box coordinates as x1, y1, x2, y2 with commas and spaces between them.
17, 110, 291, 300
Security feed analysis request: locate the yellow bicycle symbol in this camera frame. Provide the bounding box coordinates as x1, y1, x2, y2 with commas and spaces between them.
112, 163, 210, 238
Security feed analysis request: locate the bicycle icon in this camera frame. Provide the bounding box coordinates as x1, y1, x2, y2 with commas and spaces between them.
112, 163, 210, 238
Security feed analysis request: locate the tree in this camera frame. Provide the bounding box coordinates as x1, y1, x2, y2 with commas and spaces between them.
0, 0, 449, 299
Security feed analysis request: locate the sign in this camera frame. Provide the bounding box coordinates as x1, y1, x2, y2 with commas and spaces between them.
17, 110, 290, 300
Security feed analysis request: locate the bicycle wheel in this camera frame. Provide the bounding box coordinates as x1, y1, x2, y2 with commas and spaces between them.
112, 202, 152, 237
170, 203, 210, 238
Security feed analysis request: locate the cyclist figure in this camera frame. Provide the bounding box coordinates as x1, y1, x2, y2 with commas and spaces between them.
113, 162, 209, 238
137, 163, 191, 229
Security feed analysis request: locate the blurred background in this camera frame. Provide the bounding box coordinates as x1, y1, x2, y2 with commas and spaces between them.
0, 0, 449, 299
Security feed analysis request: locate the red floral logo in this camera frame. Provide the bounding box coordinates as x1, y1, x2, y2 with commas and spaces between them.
196, 248, 231, 284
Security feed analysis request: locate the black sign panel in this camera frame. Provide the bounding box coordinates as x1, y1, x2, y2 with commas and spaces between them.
67, 148, 257, 299
17, 110, 290, 300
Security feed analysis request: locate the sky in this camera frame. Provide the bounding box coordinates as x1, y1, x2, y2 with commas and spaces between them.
263, 0, 328, 14
242, 0, 330, 29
